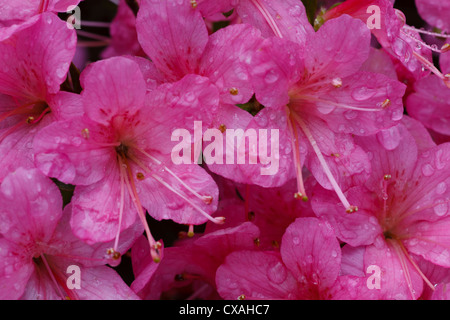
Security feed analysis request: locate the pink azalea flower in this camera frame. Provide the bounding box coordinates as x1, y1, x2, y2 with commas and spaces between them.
0, 12, 76, 182
311, 118, 450, 299
323, 0, 450, 87
216, 217, 374, 300
0, 0, 82, 25
0, 167, 140, 300
101, 0, 144, 59
219, 15, 405, 214
34, 56, 221, 262
130, 221, 260, 300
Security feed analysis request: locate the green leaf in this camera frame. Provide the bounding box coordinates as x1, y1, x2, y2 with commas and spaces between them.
302, 0, 317, 26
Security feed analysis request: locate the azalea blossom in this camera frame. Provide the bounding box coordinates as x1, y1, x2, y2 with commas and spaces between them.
34, 56, 221, 262
216, 14, 406, 215
0, 168, 140, 300
1, 0, 449, 302
0, 12, 76, 182
311, 118, 450, 299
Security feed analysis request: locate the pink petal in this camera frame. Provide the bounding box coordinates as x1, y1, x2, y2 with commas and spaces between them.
415, 0, 450, 32
80, 57, 146, 125
311, 186, 382, 246
405, 143, 450, 224
136, 158, 219, 225
136, 0, 208, 81
199, 23, 262, 105
360, 47, 399, 80
280, 217, 341, 293
403, 217, 450, 268
302, 115, 371, 191
34, 117, 114, 186
0, 168, 62, 244
0, 239, 34, 299
364, 240, 424, 299
250, 37, 304, 108
216, 251, 298, 300
406, 75, 450, 136
305, 15, 371, 79
320, 71, 406, 137
70, 162, 137, 244
0, 13, 76, 100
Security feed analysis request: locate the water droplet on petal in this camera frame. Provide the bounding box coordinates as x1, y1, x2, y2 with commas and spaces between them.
267, 261, 288, 284
421, 164, 435, 177
436, 182, 447, 195
288, 5, 302, 17
264, 70, 279, 84
351, 86, 377, 101
434, 201, 448, 216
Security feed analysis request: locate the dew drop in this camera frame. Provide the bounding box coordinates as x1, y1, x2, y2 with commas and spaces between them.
436, 182, 447, 195
351, 86, 377, 101
264, 70, 279, 84
421, 164, 435, 177
288, 5, 302, 17
434, 201, 448, 216
267, 261, 288, 284
344, 110, 357, 120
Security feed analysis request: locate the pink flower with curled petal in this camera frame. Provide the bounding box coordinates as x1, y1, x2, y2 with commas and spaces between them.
0, 168, 141, 300
415, 0, 450, 33
311, 117, 450, 299
34, 56, 221, 262
0, 12, 76, 182
323, 0, 450, 88
216, 217, 377, 300
0, 0, 82, 25
217, 14, 406, 214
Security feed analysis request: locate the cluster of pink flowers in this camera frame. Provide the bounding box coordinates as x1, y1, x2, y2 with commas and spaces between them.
0, 0, 449, 300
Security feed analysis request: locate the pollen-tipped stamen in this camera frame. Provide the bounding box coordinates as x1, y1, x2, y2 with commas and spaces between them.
120, 155, 161, 263
28, 106, 51, 124
151, 172, 225, 225
286, 107, 308, 201
292, 112, 355, 212
187, 224, 195, 238
131, 146, 214, 205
